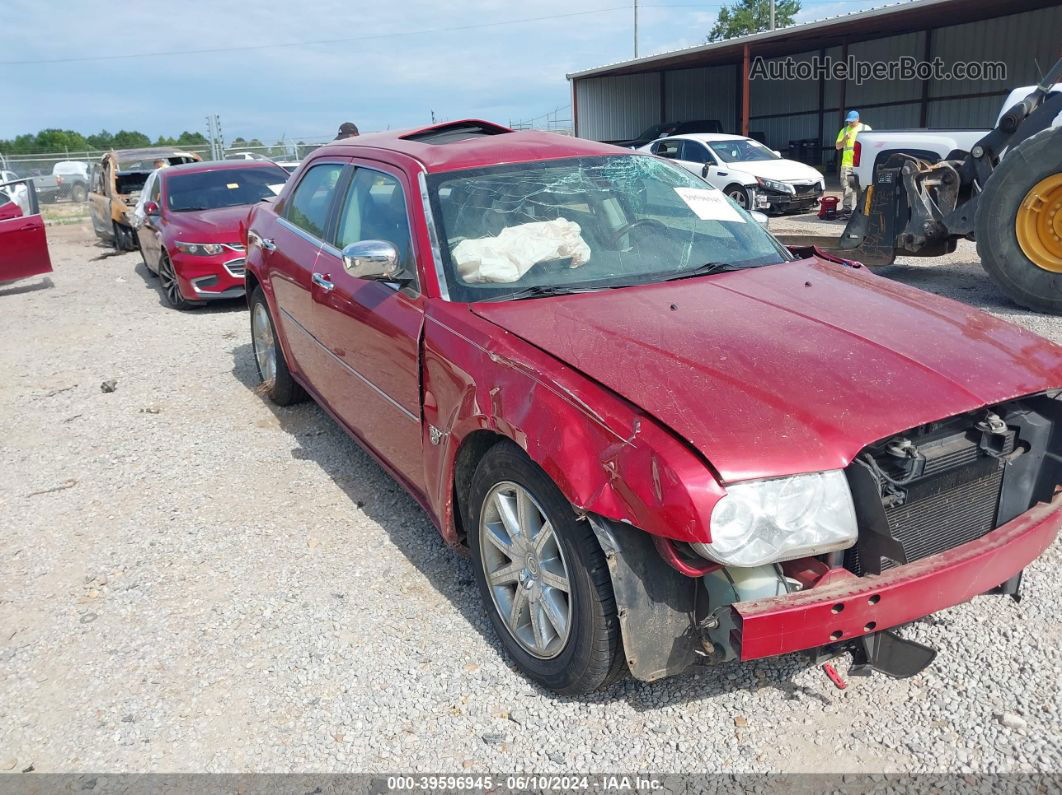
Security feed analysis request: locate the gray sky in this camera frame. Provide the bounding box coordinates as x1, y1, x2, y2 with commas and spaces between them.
2, 0, 873, 143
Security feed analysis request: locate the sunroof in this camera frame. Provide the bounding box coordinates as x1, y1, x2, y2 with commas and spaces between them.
401, 121, 512, 145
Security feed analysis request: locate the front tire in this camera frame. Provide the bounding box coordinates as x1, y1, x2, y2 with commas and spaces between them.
158, 252, 198, 310
724, 184, 751, 210
249, 286, 306, 405
468, 441, 625, 694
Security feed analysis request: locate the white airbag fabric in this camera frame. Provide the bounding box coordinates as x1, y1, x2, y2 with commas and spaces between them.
453, 218, 591, 283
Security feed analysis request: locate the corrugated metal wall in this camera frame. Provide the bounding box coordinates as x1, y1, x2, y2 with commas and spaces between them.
574, 73, 661, 141
664, 65, 737, 128
573, 4, 1061, 157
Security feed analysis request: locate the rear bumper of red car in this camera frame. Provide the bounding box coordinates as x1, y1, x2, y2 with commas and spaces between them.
733, 495, 1062, 661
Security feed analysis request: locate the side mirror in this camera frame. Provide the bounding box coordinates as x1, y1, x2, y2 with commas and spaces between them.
750, 211, 770, 230
145, 201, 160, 215
342, 240, 401, 280
701, 164, 710, 178
772, 150, 781, 157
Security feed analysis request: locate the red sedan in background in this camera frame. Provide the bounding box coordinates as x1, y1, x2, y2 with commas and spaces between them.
136, 160, 289, 309
244, 120, 1062, 694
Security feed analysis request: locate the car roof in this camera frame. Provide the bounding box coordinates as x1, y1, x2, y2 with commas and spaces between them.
160, 159, 289, 176
311, 119, 634, 174
108, 147, 200, 159
662, 133, 751, 144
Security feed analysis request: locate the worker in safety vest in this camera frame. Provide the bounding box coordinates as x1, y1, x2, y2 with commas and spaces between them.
835, 111, 871, 217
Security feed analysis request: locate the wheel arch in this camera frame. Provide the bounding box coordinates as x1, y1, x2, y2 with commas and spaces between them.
423, 313, 724, 550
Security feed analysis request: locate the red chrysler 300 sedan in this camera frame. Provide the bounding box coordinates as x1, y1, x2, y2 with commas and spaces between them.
243, 120, 1062, 694
136, 160, 289, 309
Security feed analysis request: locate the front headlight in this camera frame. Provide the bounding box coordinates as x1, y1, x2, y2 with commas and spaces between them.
755, 177, 796, 195
175, 242, 225, 256
691, 470, 857, 567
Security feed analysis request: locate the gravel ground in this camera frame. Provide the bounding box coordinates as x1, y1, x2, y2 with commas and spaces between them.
0, 219, 1060, 774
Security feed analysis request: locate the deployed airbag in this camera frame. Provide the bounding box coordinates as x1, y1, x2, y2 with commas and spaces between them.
453, 218, 591, 283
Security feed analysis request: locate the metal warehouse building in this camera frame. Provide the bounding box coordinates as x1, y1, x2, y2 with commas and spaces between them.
568, 0, 1061, 164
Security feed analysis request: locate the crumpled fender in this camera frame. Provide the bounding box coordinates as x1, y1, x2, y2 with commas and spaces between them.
421, 304, 724, 545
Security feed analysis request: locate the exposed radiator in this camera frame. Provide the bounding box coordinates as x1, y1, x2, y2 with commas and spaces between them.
845, 416, 1013, 576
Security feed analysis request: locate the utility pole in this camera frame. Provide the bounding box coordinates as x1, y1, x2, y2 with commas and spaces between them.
769, 0, 776, 30
634, 0, 639, 58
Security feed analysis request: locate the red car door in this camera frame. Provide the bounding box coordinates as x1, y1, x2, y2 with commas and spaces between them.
0, 179, 52, 283
308, 161, 426, 490
257, 158, 348, 388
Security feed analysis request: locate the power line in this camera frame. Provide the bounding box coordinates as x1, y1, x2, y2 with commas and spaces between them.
2, 5, 634, 66
1, 0, 888, 66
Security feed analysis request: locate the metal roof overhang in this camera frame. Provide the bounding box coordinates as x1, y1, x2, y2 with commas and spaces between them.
567, 0, 1058, 80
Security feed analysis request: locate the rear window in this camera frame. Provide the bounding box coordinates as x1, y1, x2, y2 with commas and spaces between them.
284, 163, 345, 238
164, 166, 289, 212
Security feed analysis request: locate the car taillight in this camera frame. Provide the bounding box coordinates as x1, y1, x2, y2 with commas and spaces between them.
56, 175, 63, 185
852, 141, 861, 167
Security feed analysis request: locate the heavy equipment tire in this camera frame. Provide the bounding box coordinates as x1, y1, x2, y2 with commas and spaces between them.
467, 440, 627, 694
976, 126, 1062, 314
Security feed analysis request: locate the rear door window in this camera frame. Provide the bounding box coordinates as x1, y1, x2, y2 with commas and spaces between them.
651, 139, 682, 159
285, 162, 345, 240
681, 140, 711, 164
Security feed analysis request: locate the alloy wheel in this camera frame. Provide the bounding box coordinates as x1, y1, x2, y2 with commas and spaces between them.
252, 302, 277, 384
159, 256, 183, 306
727, 188, 749, 209
478, 481, 573, 659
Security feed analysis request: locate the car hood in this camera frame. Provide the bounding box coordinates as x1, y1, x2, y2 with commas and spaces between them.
470, 259, 1062, 482
166, 204, 254, 241
725, 159, 823, 184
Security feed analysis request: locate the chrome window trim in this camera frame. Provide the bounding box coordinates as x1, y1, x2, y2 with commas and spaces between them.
417, 169, 449, 301
278, 216, 327, 248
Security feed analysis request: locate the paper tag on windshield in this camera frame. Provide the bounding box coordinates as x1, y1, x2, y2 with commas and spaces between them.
226, 182, 239, 190
266, 183, 285, 195
674, 187, 746, 223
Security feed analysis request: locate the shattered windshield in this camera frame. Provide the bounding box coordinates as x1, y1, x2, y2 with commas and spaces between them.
709, 140, 780, 163
427, 155, 791, 302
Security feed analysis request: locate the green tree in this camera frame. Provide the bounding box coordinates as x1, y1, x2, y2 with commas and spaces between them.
708, 0, 800, 41
111, 130, 152, 148
175, 131, 208, 146
86, 130, 115, 150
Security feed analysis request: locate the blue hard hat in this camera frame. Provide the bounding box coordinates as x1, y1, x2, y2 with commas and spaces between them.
846, 110, 860, 122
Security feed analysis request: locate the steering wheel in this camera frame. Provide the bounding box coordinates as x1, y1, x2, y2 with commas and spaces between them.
610, 217, 669, 245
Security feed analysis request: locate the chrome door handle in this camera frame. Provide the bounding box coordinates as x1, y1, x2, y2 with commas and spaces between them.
249, 230, 277, 252
311, 272, 334, 291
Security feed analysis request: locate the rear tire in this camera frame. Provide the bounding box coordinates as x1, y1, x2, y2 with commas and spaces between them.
249, 286, 306, 405
976, 127, 1062, 314
71, 184, 87, 203
467, 441, 626, 694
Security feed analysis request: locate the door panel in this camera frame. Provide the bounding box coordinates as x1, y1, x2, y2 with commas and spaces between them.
308, 164, 425, 489
262, 160, 348, 387
135, 173, 164, 271
0, 180, 52, 282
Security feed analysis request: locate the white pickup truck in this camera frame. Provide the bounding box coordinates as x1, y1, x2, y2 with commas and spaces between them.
852, 83, 1062, 189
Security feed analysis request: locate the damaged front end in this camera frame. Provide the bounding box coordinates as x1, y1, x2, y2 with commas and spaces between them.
589, 392, 1062, 683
